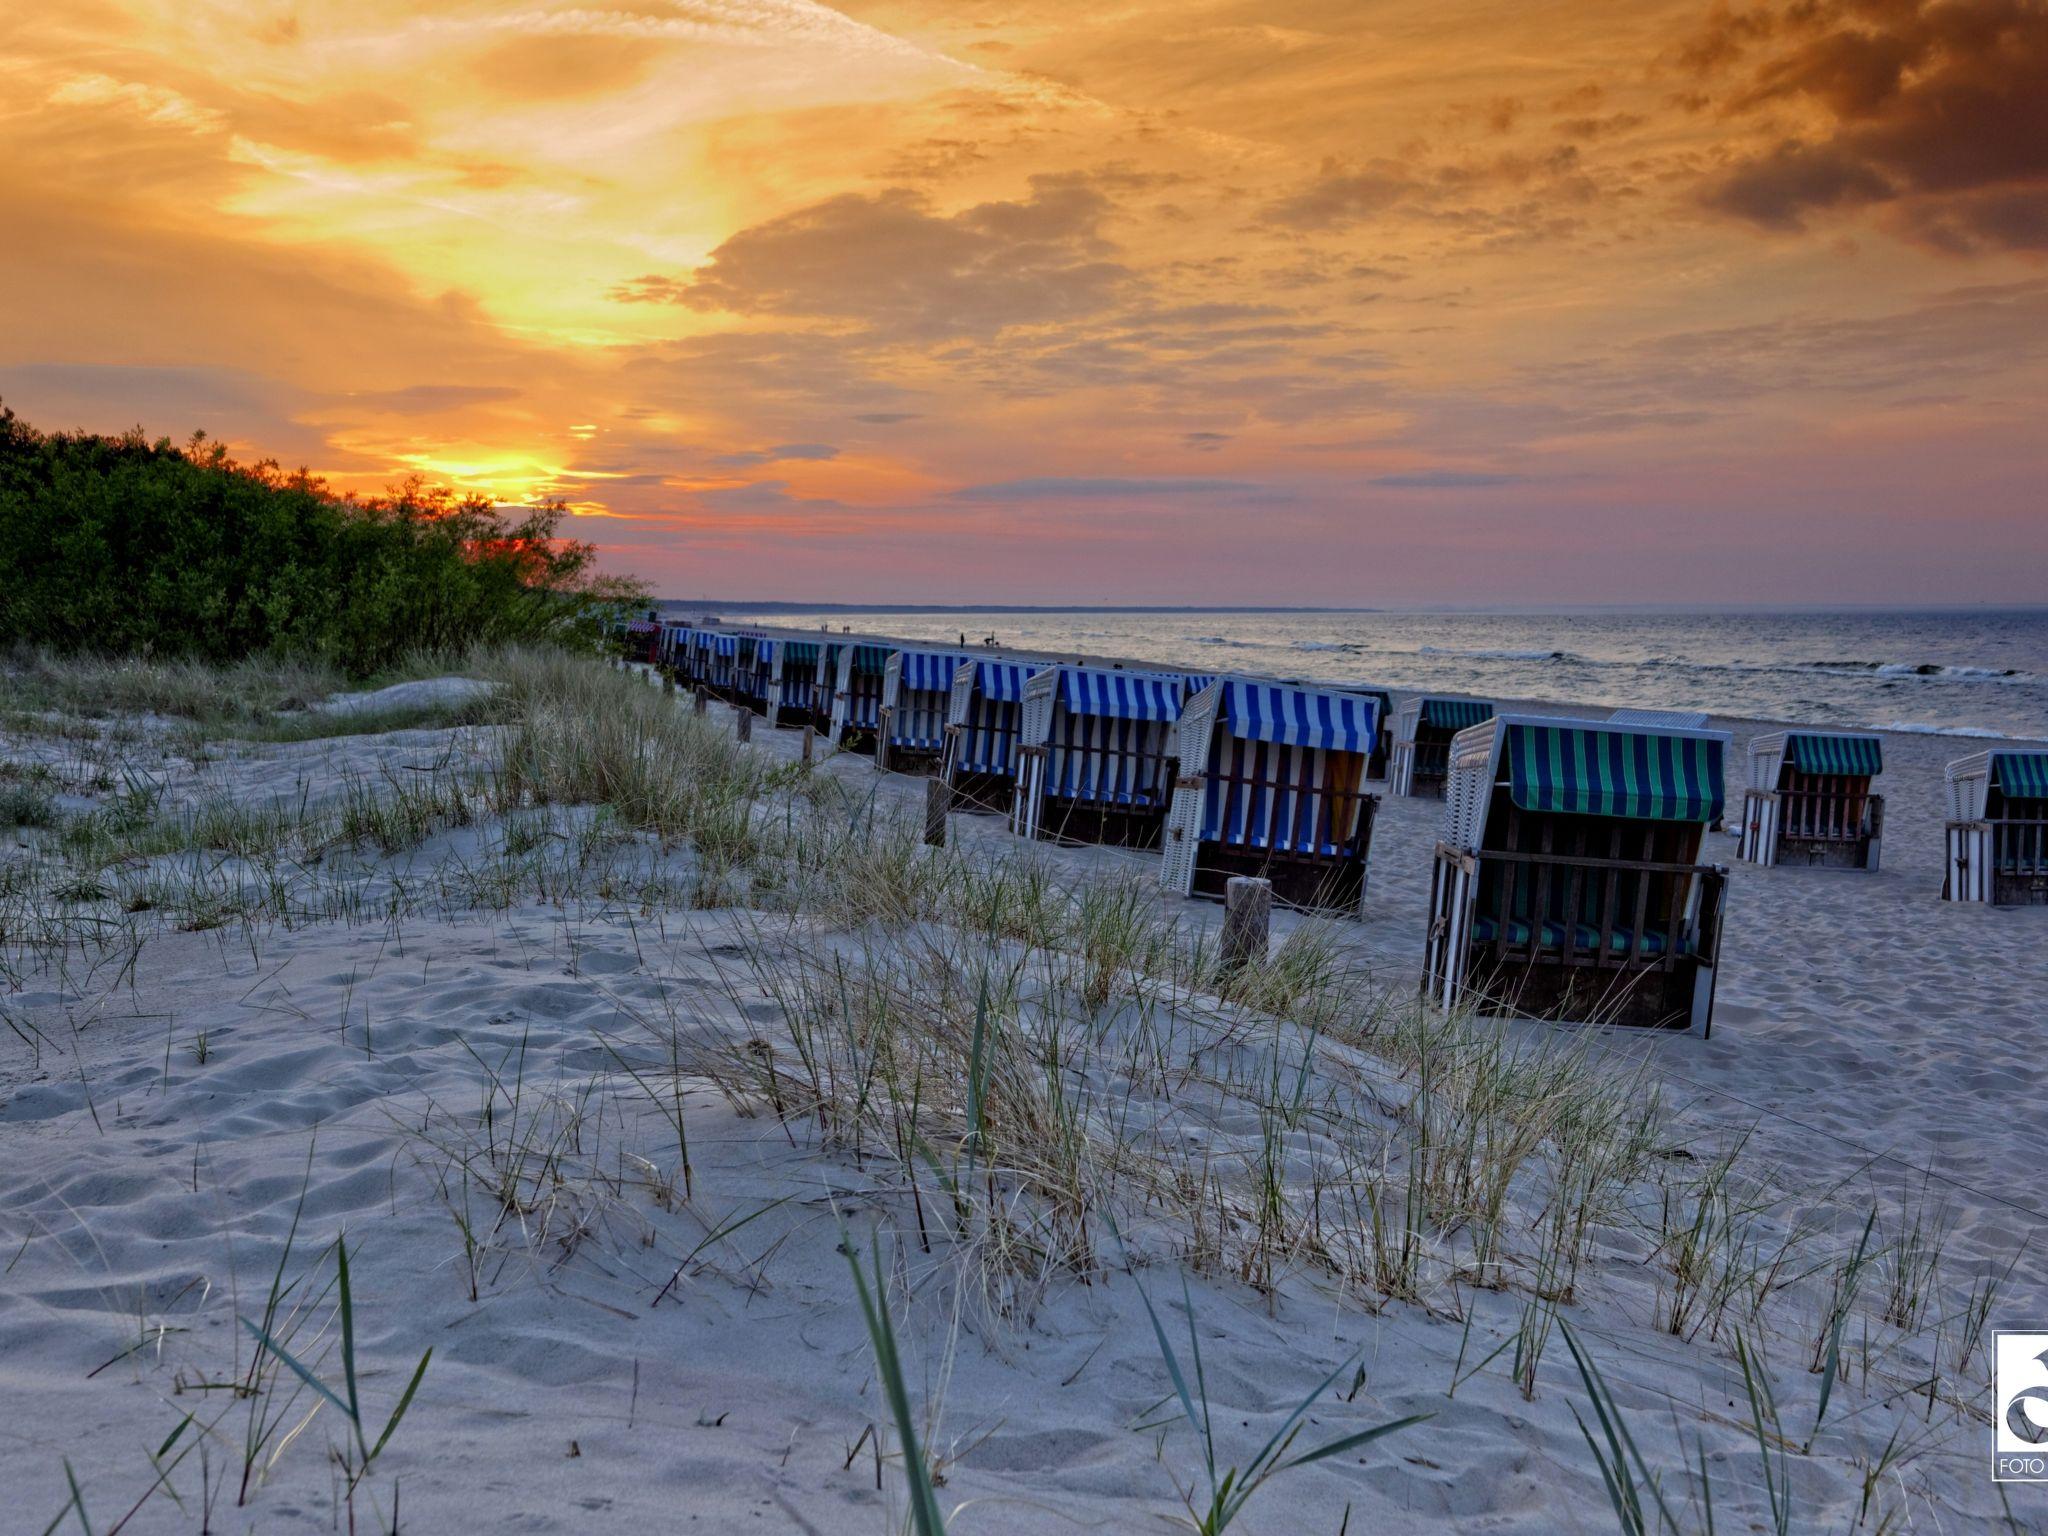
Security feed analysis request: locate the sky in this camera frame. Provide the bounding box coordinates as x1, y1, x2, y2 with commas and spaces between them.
3, 0, 2045, 605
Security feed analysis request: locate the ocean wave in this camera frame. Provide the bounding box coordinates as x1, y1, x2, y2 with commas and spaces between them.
1880, 720, 2009, 738
1187, 635, 1259, 648
1290, 640, 1361, 653
1417, 645, 1576, 662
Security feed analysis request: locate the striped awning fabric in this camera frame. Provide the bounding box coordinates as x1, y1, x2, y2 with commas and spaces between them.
1506, 722, 1724, 823
1060, 669, 1183, 721
782, 641, 819, 664
1992, 752, 2048, 798
625, 619, 658, 634
1784, 733, 1882, 777
1222, 682, 1379, 751
711, 634, 738, 657
1184, 674, 1216, 695
899, 650, 973, 692
850, 644, 891, 675
1420, 698, 1494, 731
975, 661, 1033, 702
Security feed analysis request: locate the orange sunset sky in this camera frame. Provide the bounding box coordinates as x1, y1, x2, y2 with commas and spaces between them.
3, 0, 2045, 604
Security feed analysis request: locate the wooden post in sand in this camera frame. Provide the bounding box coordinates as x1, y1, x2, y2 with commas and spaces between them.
662, 670, 675, 696
693, 685, 708, 716
924, 777, 948, 847
1221, 876, 1271, 974
736, 709, 752, 743
800, 724, 815, 769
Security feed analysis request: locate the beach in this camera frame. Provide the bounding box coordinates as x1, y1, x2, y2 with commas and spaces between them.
2, 652, 2042, 1533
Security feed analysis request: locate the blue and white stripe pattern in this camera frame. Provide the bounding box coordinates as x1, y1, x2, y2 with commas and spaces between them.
1198, 685, 1378, 855
890, 650, 974, 749
975, 662, 1032, 703
1221, 682, 1378, 751
898, 650, 974, 694
1059, 669, 1184, 722
1044, 668, 1181, 807
955, 664, 1040, 774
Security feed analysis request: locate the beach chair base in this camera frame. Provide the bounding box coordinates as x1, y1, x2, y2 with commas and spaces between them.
1191, 843, 1366, 917
948, 770, 1016, 817
1032, 799, 1166, 851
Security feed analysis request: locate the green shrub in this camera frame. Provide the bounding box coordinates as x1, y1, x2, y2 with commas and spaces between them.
0, 403, 646, 676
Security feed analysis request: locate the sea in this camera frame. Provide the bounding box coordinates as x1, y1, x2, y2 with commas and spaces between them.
707, 608, 2048, 743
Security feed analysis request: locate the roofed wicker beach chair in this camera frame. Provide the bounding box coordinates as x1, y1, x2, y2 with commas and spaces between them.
620, 612, 662, 666
768, 639, 831, 729
1390, 696, 1496, 798
704, 631, 741, 701
1608, 707, 1711, 729
943, 658, 1042, 815
1162, 678, 1383, 916
1334, 685, 1396, 777
732, 634, 775, 717
658, 622, 691, 680
829, 642, 895, 754
1423, 713, 1732, 1034
1013, 666, 1187, 848
1735, 731, 1884, 870
878, 647, 975, 774
1943, 749, 2048, 905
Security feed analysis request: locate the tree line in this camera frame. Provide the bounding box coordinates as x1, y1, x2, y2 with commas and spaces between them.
0, 403, 645, 676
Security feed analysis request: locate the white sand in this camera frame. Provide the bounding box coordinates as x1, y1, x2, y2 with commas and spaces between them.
308, 676, 498, 716
2, 682, 2042, 1532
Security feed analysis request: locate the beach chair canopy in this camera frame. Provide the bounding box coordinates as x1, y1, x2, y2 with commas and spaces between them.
1220, 680, 1379, 752
1183, 674, 1217, 695
973, 661, 1034, 702
1992, 751, 2048, 798
1608, 707, 1711, 730
711, 634, 738, 657
781, 641, 819, 665
1505, 720, 1724, 824
897, 649, 973, 692
1782, 732, 1881, 776
849, 644, 891, 676
1060, 669, 1183, 721
1420, 698, 1494, 732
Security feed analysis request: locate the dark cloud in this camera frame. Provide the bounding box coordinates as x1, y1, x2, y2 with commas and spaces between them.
852, 411, 920, 424
1688, 0, 2048, 253
1182, 431, 1231, 451
610, 175, 1131, 338
1370, 470, 1529, 488
951, 476, 1263, 501
710, 442, 841, 467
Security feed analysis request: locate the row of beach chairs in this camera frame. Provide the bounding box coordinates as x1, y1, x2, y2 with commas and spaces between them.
631, 617, 2046, 1038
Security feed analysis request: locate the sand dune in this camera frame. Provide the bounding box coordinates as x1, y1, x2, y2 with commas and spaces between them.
1, 668, 2040, 1533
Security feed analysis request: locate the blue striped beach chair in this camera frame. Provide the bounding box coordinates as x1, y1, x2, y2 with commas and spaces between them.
1944, 749, 2048, 904
1391, 696, 1495, 798
1162, 679, 1382, 914
1013, 667, 1186, 847
769, 639, 830, 728
879, 648, 975, 773
830, 643, 895, 753
942, 659, 1041, 814
1423, 713, 1732, 1034
1735, 731, 1884, 869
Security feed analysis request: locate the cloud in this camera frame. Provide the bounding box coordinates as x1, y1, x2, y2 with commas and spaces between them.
611, 175, 1132, 337
1688, 0, 2048, 253
852, 412, 920, 424
1263, 159, 1419, 230
951, 476, 1263, 500
710, 442, 841, 466
1369, 470, 1530, 488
